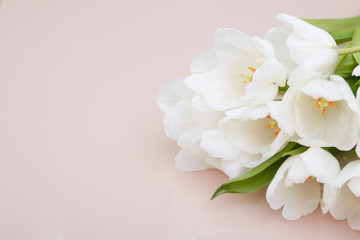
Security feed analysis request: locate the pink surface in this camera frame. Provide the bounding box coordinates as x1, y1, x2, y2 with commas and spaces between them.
0, 0, 359, 239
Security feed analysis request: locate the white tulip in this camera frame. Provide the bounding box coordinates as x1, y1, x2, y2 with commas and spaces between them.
265, 13, 338, 84
201, 103, 291, 168
266, 147, 340, 220
157, 26, 289, 179
328, 160, 360, 230
199, 28, 287, 112
269, 75, 359, 150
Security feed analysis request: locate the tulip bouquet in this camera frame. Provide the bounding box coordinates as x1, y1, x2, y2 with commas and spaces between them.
157, 13, 360, 230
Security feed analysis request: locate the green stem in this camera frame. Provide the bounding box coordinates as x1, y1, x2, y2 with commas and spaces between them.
338, 46, 360, 55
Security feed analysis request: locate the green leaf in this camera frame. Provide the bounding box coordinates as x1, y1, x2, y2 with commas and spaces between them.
303, 15, 360, 44
335, 31, 360, 80
352, 28, 360, 64
334, 53, 358, 79
337, 43, 350, 64
334, 28, 360, 94
331, 31, 355, 44
211, 142, 297, 199
350, 77, 360, 95
335, 57, 360, 95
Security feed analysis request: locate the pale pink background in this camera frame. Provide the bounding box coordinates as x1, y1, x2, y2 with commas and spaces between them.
0, 0, 359, 239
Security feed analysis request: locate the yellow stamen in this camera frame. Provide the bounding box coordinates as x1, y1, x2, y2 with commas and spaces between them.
316, 97, 334, 118
241, 66, 257, 83
241, 74, 253, 83
321, 108, 326, 118
264, 115, 281, 138
248, 66, 256, 73
273, 127, 281, 138
306, 176, 320, 188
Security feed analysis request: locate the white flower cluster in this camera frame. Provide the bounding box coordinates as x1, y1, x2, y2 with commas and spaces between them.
157, 13, 360, 229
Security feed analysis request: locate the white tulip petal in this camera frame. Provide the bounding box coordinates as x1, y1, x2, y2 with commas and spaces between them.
287, 42, 338, 77
348, 213, 360, 230
321, 183, 338, 214
331, 75, 360, 114
265, 25, 297, 72
221, 160, 250, 179
353, 65, 360, 77
267, 156, 296, 200
201, 69, 246, 111
277, 13, 336, 48
243, 59, 287, 107
214, 28, 260, 75
330, 183, 360, 220
281, 182, 320, 220
286, 157, 309, 185
157, 78, 183, 112
177, 128, 203, 157
190, 48, 218, 73
244, 84, 278, 107
267, 100, 295, 135
191, 93, 224, 129
201, 129, 239, 161
163, 100, 196, 141
267, 177, 287, 210
293, 94, 327, 144
184, 73, 208, 92
301, 79, 343, 101
348, 177, 360, 197
175, 149, 210, 171
225, 104, 269, 120
227, 118, 274, 154
204, 156, 222, 170
329, 161, 360, 223
251, 58, 287, 87
252, 36, 275, 58
238, 151, 266, 168
301, 147, 340, 183
287, 68, 322, 89
174, 80, 194, 99
295, 50, 338, 81
332, 160, 360, 189
267, 130, 290, 159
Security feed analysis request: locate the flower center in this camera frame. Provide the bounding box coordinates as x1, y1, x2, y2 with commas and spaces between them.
315, 97, 334, 118
241, 66, 256, 83
306, 176, 320, 188
265, 115, 281, 138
